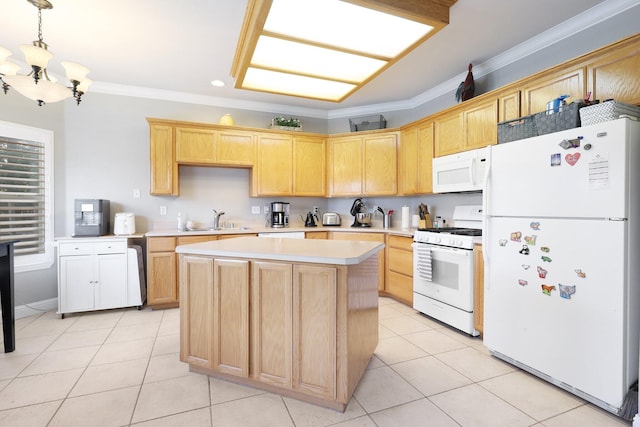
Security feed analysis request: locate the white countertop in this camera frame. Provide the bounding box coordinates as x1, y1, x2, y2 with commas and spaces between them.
175, 236, 385, 265
145, 225, 415, 238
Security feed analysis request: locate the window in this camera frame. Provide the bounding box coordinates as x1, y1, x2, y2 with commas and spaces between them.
0, 121, 54, 272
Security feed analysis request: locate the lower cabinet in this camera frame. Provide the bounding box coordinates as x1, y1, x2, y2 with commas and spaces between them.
385, 235, 414, 305
147, 237, 179, 307
57, 238, 134, 315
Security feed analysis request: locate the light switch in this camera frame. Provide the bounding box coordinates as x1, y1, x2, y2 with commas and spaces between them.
133, 188, 141, 199
160, 205, 167, 215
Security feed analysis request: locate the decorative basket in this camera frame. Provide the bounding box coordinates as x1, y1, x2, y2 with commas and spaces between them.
497, 114, 537, 143
349, 115, 386, 132
579, 100, 640, 126
534, 102, 585, 136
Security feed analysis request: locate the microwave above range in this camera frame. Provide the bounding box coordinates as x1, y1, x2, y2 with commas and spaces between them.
432, 147, 487, 193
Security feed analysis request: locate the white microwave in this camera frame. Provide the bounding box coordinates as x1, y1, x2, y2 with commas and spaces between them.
432, 147, 487, 193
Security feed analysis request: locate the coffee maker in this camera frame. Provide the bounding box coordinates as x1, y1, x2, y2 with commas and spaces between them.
74, 199, 110, 236
271, 202, 289, 228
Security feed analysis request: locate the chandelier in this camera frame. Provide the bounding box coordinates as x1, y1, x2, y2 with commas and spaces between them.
0, 0, 91, 106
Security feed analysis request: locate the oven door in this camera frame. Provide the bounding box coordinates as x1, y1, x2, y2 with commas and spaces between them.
412, 243, 474, 311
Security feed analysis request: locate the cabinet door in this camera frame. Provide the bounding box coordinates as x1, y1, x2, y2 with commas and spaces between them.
434, 110, 464, 156
328, 136, 363, 196
180, 255, 213, 368
330, 232, 385, 291
147, 251, 178, 306
363, 134, 397, 195
292, 264, 337, 399
386, 235, 414, 306
521, 68, 585, 115
464, 99, 498, 150
399, 126, 419, 195
293, 136, 326, 196
217, 130, 255, 166
417, 123, 434, 193
587, 42, 640, 105
251, 261, 293, 388
499, 91, 521, 122
149, 123, 178, 195
213, 259, 250, 377
95, 253, 128, 310
305, 231, 328, 239
59, 255, 95, 312
175, 127, 216, 164
256, 134, 293, 196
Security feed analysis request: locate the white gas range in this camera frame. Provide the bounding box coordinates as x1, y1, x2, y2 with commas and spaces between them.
412, 205, 483, 336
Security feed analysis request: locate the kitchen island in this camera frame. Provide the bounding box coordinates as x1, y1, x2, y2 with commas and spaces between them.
175, 236, 384, 411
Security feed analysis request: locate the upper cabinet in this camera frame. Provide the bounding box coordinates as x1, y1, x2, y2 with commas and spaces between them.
253, 133, 294, 196
293, 135, 326, 197
433, 98, 498, 157
175, 126, 255, 166
521, 67, 586, 115
149, 121, 178, 196
399, 121, 433, 195
327, 131, 397, 197
586, 38, 640, 106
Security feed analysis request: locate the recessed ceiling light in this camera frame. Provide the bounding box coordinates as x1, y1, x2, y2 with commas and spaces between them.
211, 80, 225, 87
231, 0, 456, 102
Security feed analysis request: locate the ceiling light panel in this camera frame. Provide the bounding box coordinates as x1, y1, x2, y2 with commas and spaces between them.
252, 36, 387, 82
264, 0, 434, 57
243, 68, 356, 101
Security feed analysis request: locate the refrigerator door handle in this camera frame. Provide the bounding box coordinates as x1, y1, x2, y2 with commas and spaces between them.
482, 146, 492, 290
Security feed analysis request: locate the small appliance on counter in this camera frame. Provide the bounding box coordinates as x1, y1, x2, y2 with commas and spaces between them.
322, 212, 341, 226
74, 199, 110, 237
350, 198, 371, 227
114, 212, 136, 235
270, 202, 289, 228
303, 212, 318, 227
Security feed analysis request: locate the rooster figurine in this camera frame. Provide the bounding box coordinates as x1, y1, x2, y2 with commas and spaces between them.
455, 63, 475, 102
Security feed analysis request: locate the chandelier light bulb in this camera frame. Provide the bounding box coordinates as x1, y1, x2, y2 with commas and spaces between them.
20, 44, 53, 69
61, 61, 90, 83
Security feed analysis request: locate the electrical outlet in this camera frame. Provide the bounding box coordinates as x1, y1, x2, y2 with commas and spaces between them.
133, 188, 141, 199
160, 205, 167, 216
263, 205, 270, 214
251, 205, 261, 215
313, 206, 319, 215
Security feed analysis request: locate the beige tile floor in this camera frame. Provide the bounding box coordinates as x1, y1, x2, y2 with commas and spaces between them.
0, 297, 632, 426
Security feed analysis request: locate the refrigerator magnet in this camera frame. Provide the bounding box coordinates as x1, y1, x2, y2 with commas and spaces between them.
559, 284, 576, 299
551, 153, 561, 166
511, 231, 522, 241
575, 269, 586, 278
499, 239, 508, 246
541, 284, 556, 295
521, 264, 531, 270
541, 255, 552, 262
518, 279, 528, 286
565, 152, 581, 166
537, 266, 548, 278
519, 245, 530, 255
540, 246, 550, 253
524, 235, 537, 245
530, 222, 541, 230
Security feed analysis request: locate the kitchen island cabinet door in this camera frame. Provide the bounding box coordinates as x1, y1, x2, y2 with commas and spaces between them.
292, 264, 337, 399
212, 259, 249, 377
251, 261, 293, 388
180, 255, 214, 368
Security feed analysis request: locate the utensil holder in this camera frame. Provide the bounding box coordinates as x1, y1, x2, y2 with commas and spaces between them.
383, 214, 391, 229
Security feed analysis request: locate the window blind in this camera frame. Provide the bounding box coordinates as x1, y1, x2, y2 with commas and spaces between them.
0, 136, 46, 256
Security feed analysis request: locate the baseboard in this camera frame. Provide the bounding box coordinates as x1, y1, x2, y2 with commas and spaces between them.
14, 298, 58, 319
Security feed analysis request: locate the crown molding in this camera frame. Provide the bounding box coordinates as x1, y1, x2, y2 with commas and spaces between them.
92, 0, 637, 121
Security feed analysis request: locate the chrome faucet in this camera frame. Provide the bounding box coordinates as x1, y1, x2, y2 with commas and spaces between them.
212, 209, 225, 230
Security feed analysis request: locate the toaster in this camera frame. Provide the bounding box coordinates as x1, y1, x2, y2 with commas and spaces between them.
322, 212, 341, 226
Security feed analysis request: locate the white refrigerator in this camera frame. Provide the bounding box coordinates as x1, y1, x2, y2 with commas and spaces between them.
483, 118, 640, 416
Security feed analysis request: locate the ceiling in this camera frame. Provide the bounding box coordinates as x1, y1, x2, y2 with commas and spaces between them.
0, 0, 630, 118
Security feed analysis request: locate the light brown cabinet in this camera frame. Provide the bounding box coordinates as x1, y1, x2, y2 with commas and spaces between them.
251, 261, 337, 399
305, 231, 328, 239
330, 232, 385, 291
293, 135, 326, 196
586, 39, 640, 105
253, 133, 294, 196
327, 132, 398, 197
498, 90, 521, 122
473, 244, 484, 336
399, 120, 434, 195
385, 235, 413, 305
147, 237, 179, 307
175, 127, 255, 166
149, 122, 178, 196
434, 109, 464, 156
179, 256, 250, 377
521, 67, 586, 115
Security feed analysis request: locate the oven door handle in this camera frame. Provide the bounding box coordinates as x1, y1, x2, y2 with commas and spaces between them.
414, 244, 471, 257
